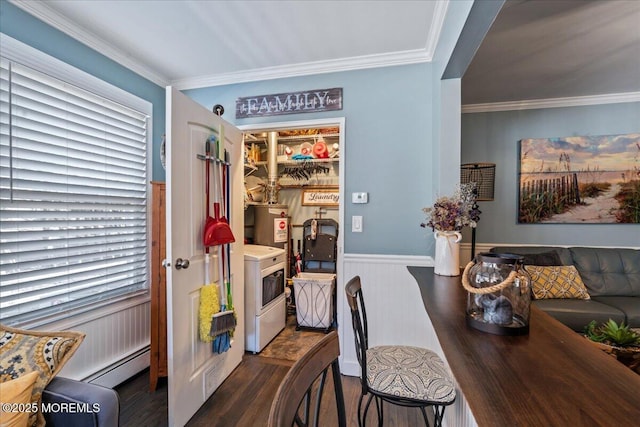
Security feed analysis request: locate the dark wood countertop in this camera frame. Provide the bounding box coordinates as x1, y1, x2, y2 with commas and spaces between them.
408, 266, 640, 426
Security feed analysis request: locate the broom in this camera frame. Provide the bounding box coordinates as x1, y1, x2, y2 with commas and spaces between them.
223, 152, 237, 338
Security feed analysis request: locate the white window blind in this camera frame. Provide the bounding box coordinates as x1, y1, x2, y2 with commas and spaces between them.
0, 56, 149, 326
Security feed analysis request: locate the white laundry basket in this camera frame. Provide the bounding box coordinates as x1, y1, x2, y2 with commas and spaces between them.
293, 272, 336, 329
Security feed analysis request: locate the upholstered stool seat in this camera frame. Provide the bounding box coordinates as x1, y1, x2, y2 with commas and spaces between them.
366, 346, 456, 404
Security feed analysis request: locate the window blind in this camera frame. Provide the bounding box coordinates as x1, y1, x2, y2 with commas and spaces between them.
0, 57, 149, 326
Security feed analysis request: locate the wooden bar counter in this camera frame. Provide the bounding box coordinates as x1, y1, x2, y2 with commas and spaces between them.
408, 266, 640, 426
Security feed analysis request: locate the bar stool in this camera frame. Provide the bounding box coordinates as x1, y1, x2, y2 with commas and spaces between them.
345, 275, 456, 426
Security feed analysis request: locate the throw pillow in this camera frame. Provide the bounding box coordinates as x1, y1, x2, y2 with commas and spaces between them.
0, 371, 39, 427
0, 325, 85, 427
527, 265, 591, 300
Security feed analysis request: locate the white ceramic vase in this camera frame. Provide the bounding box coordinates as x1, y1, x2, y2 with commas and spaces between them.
434, 231, 462, 276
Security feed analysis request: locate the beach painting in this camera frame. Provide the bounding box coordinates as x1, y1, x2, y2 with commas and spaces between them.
518, 133, 640, 224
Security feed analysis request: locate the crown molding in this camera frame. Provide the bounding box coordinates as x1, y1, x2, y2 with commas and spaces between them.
9, 0, 170, 87
172, 48, 432, 90
424, 0, 449, 61
462, 92, 640, 113
13, 0, 446, 91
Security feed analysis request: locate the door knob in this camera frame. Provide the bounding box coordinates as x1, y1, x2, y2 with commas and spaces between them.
175, 258, 190, 270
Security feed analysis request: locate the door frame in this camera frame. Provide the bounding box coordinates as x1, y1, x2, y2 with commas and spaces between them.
239, 117, 346, 364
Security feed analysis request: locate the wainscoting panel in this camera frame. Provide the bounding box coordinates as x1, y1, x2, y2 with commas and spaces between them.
53, 300, 151, 386
339, 254, 435, 376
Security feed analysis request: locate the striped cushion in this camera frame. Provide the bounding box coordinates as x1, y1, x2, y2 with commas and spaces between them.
366, 345, 456, 404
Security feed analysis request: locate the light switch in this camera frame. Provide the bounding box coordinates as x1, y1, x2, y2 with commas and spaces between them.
352, 216, 363, 232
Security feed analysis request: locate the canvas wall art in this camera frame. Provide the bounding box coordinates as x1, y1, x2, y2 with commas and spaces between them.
518, 133, 640, 224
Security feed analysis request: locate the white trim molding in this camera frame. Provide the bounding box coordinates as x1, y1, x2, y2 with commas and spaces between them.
343, 253, 433, 266
9, 0, 170, 87
172, 49, 433, 90
462, 91, 640, 114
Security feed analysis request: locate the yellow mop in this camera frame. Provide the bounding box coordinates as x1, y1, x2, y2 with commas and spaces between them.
199, 270, 219, 342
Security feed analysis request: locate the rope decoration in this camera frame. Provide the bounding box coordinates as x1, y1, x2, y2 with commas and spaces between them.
461, 261, 518, 295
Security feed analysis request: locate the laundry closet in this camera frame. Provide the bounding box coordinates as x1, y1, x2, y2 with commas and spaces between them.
241, 125, 340, 355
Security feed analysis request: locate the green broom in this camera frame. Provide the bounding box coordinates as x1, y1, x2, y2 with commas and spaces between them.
223, 153, 237, 339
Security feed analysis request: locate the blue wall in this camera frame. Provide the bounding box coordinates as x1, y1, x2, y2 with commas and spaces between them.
462, 102, 640, 248
0, 1, 166, 182
185, 64, 437, 255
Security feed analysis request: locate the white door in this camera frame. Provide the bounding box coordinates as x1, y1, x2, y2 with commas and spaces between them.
165, 87, 245, 426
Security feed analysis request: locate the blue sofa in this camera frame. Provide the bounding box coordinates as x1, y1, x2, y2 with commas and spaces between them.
42, 377, 120, 427
489, 246, 640, 332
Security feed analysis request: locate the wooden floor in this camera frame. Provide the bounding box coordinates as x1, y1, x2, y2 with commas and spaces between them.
116, 352, 428, 426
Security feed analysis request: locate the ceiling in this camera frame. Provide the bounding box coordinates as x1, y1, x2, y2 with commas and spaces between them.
10, 0, 640, 105
463, 0, 640, 105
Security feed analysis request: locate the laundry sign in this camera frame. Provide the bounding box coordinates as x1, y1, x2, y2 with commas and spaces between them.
301, 187, 339, 207
236, 88, 342, 118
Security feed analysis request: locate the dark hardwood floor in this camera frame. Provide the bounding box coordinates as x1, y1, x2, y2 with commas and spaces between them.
116, 352, 427, 426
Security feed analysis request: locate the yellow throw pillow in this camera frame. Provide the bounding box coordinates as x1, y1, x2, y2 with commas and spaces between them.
0, 325, 85, 427
526, 265, 591, 300
0, 371, 39, 427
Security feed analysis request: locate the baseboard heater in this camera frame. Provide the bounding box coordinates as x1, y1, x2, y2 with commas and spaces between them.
84, 346, 150, 388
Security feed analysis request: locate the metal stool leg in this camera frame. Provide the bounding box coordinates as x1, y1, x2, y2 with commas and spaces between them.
433, 405, 446, 427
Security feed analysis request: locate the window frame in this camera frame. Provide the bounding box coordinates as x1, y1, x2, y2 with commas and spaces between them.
1, 34, 153, 329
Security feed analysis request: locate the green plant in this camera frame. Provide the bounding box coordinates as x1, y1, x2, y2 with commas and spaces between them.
584, 319, 640, 347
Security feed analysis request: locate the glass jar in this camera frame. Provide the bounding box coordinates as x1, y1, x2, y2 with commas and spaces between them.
462, 252, 531, 335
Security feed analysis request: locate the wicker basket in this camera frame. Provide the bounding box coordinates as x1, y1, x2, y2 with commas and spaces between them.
584, 334, 640, 374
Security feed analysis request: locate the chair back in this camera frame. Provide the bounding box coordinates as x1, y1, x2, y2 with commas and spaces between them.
344, 275, 369, 391
268, 331, 346, 427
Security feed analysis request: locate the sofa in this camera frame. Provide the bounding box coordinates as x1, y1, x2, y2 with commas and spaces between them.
488, 246, 640, 332
42, 377, 120, 427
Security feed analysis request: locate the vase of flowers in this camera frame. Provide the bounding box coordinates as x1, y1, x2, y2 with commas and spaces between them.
421, 184, 480, 276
